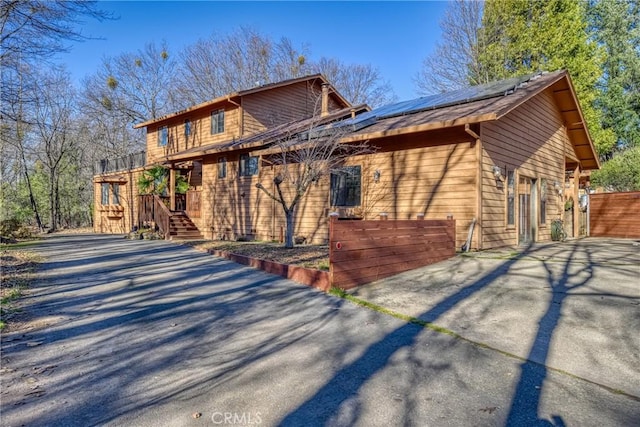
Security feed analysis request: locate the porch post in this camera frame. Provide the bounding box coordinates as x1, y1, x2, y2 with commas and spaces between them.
573, 164, 580, 238
169, 167, 176, 211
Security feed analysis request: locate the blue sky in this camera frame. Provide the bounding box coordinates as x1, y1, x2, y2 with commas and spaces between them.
60, 1, 449, 101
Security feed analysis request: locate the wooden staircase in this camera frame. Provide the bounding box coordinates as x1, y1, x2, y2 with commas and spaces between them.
168, 212, 203, 240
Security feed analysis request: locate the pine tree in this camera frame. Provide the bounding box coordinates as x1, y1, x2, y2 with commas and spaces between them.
588, 0, 640, 154
479, 0, 616, 156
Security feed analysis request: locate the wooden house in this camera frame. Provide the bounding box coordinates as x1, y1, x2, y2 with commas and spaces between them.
93, 70, 599, 250
93, 74, 357, 239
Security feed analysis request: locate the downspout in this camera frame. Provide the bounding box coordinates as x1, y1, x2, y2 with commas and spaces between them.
465, 124, 482, 250
226, 96, 243, 137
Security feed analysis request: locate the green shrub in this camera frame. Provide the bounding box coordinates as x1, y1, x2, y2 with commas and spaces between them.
550, 219, 565, 241
1, 218, 19, 236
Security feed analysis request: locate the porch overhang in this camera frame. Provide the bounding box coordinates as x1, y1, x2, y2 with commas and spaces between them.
151, 105, 368, 163
94, 175, 127, 184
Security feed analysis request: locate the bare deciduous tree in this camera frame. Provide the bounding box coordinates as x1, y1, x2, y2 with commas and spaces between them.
84, 41, 177, 123
32, 69, 78, 231
413, 0, 485, 94
174, 27, 395, 108
255, 113, 374, 248
174, 27, 311, 106
1, 0, 110, 119
312, 57, 396, 108
1, 0, 108, 228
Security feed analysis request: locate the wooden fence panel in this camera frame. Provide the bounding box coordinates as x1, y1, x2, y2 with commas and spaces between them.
590, 192, 640, 238
186, 190, 201, 218
329, 217, 456, 289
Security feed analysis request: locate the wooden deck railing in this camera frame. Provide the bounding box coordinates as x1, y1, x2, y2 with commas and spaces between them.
138, 194, 154, 225
137, 194, 172, 238
94, 151, 146, 174
153, 195, 171, 239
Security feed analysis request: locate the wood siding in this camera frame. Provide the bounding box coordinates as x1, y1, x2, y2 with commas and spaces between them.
193, 127, 476, 248
146, 104, 240, 164
243, 81, 319, 135
329, 218, 456, 289
145, 81, 343, 164
590, 192, 640, 238
94, 169, 144, 234
197, 153, 331, 243
358, 129, 478, 248
480, 88, 569, 249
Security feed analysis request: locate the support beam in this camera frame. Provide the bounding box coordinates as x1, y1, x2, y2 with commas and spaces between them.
573, 164, 580, 238
169, 168, 176, 211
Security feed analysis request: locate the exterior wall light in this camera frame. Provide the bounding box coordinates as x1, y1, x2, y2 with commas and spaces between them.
492, 165, 503, 180
373, 169, 381, 183
554, 181, 563, 195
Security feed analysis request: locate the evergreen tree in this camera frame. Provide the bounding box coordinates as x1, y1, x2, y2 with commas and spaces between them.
588, 0, 640, 153
479, 0, 616, 156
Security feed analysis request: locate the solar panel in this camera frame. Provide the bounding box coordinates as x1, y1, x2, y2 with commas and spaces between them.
313, 72, 543, 135
335, 72, 540, 131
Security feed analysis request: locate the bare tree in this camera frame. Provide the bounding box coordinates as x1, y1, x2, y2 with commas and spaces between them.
174, 27, 311, 106
32, 69, 78, 231
83, 41, 177, 123
313, 57, 396, 108
1, 0, 110, 119
413, 0, 485, 94
80, 42, 175, 164
1, 58, 46, 228
174, 27, 394, 108
1, 0, 108, 228
255, 114, 374, 248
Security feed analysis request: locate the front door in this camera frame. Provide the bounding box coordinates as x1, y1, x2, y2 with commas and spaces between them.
518, 176, 533, 244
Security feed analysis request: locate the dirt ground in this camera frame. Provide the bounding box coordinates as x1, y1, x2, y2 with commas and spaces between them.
0, 249, 40, 332
183, 240, 330, 270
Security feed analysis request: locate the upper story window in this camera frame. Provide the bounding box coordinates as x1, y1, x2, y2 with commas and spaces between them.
211, 109, 225, 135
331, 165, 361, 207
239, 154, 258, 177
158, 126, 168, 147
184, 119, 191, 137
218, 157, 227, 179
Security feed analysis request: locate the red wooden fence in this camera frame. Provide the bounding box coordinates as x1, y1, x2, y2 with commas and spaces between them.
590, 191, 640, 238
329, 216, 456, 289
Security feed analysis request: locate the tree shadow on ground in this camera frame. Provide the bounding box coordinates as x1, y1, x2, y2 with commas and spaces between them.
1, 236, 637, 426
279, 240, 637, 426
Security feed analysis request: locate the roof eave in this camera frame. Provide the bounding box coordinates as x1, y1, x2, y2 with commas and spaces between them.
494, 71, 600, 170
133, 73, 351, 129
338, 113, 498, 144
161, 105, 367, 162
